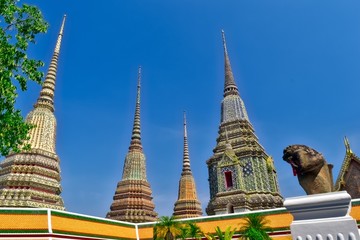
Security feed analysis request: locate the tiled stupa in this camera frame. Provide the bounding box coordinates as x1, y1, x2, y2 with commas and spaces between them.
106, 67, 157, 223
173, 113, 203, 218
0, 16, 67, 210
335, 137, 360, 198
206, 31, 283, 215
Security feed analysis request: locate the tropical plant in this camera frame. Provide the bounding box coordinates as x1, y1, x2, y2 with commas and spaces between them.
177, 225, 189, 240
154, 216, 182, 240
0, 0, 48, 156
239, 214, 272, 240
186, 222, 203, 240
210, 226, 237, 240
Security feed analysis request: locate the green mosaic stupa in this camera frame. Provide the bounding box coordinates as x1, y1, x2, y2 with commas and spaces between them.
206, 31, 283, 215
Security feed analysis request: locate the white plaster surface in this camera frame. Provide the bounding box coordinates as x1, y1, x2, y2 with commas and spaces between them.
284, 191, 360, 240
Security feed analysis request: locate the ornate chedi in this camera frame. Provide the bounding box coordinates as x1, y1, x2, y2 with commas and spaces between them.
206, 31, 283, 215
334, 137, 360, 198
107, 67, 157, 223
173, 113, 202, 218
0, 16, 66, 210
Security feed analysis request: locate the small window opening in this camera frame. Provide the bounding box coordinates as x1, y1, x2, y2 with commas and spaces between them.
225, 171, 233, 188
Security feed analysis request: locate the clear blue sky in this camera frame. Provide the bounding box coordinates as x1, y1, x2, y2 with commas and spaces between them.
10, 0, 360, 218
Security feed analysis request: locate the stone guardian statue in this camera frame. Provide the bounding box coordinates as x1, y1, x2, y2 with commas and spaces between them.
283, 145, 333, 195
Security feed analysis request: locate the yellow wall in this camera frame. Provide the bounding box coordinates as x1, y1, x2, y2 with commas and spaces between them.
0, 213, 47, 231
51, 214, 136, 239
0, 200, 359, 239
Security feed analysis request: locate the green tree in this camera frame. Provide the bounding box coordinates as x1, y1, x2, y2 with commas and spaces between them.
0, 0, 48, 156
153, 216, 182, 240
239, 214, 272, 240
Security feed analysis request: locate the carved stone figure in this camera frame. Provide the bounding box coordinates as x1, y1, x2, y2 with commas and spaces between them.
283, 145, 333, 195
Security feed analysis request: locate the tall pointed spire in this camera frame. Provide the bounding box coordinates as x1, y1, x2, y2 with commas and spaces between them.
220, 30, 249, 123
129, 66, 142, 151
221, 30, 238, 97
0, 16, 67, 210
182, 111, 191, 174
206, 31, 282, 215
173, 113, 202, 219
107, 67, 157, 223
34, 15, 66, 112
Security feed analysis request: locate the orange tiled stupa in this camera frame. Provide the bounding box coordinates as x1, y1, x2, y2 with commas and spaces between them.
106, 67, 157, 223
173, 112, 203, 218
0, 16, 67, 210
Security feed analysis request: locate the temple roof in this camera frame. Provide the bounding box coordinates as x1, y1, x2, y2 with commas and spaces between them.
335, 137, 360, 192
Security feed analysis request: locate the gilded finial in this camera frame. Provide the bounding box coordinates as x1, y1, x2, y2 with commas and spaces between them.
344, 136, 353, 154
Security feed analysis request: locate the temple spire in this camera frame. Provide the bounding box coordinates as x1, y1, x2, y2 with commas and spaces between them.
221, 30, 238, 96
173, 113, 202, 218
220, 30, 249, 122
107, 67, 157, 222
182, 111, 191, 174
206, 30, 283, 215
34, 15, 66, 112
129, 66, 142, 151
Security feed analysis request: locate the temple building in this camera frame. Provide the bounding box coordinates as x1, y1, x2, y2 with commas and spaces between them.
335, 137, 360, 198
0, 16, 66, 210
106, 67, 158, 223
173, 113, 203, 218
206, 31, 283, 215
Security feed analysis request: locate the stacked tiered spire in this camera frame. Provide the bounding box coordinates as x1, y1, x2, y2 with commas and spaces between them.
206, 31, 283, 215
0, 16, 67, 210
173, 112, 202, 218
107, 67, 157, 223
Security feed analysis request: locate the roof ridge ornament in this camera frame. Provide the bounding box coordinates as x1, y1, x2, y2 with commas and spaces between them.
344, 136, 353, 154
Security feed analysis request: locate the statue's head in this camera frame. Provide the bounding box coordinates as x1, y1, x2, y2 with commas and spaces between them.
282, 145, 325, 176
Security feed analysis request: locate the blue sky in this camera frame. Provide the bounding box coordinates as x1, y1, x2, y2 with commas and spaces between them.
10, 0, 360, 217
